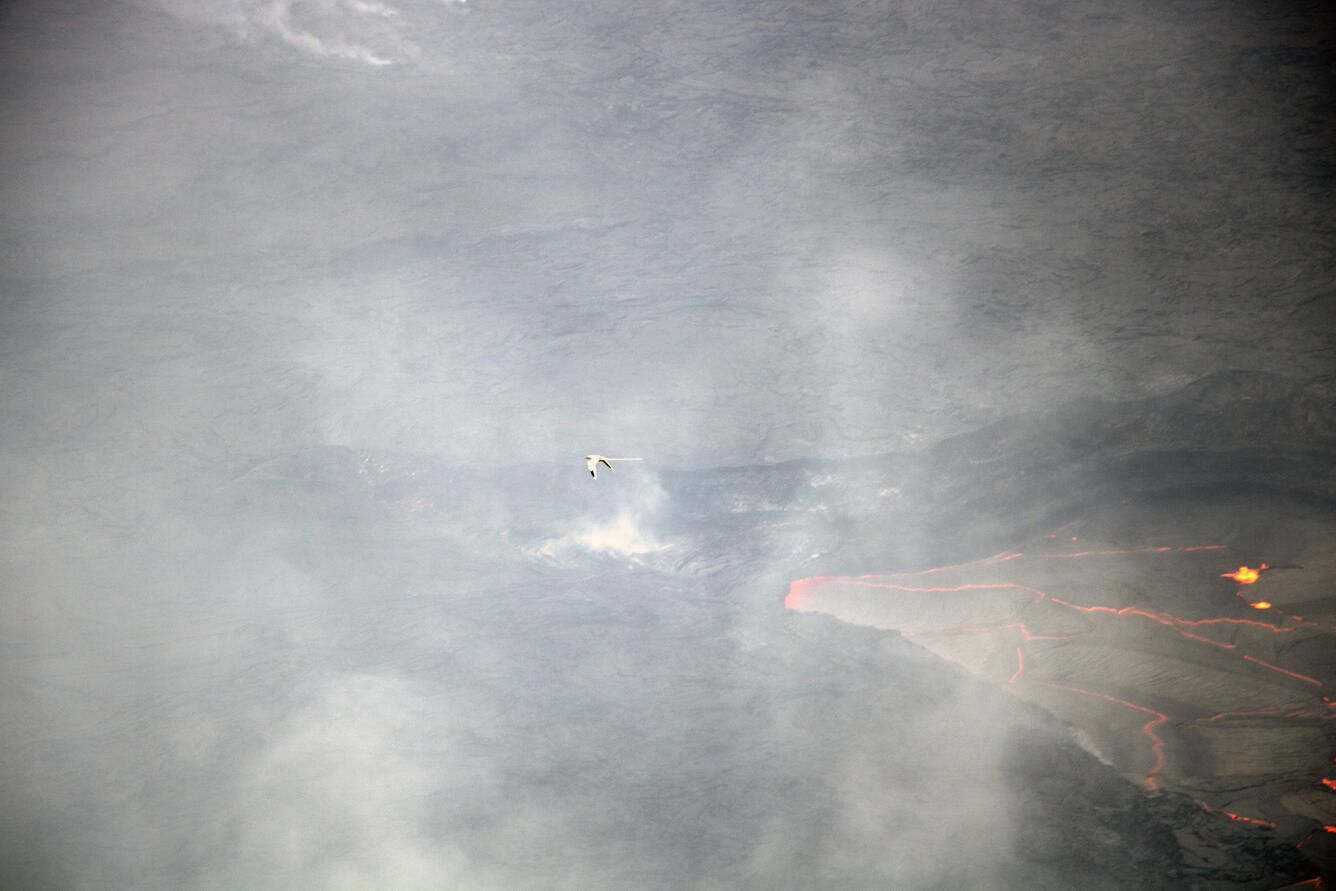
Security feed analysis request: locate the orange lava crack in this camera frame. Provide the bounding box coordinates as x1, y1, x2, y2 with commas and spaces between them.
1266, 878, 1325, 891
786, 535, 1335, 863
1033, 680, 1167, 787
1049, 596, 1324, 636
1193, 798, 1277, 828
1009, 646, 1024, 684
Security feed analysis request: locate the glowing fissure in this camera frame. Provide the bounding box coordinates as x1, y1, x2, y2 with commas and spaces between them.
880, 549, 1024, 577
799, 578, 1049, 600
1047, 598, 1328, 688
1242, 655, 1325, 688
1033, 680, 1167, 787
1268, 879, 1323, 890
792, 571, 1330, 692
1284, 706, 1336, 720
786, 532, 1334, 848
1009, 647, 1024, 684
1223, 811, 1276, 828
1188, 705, 1336, 726
1049, 596, 1329, 636
1193, 799, 1277, 829
1178, 630, 1237, 649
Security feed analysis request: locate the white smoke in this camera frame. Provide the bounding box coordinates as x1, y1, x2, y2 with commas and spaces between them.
150, 0, 468, 66
537, 511, 671, 559
225, 673, 473, 888
531, 473, 675, 562
258, 0, 397, 66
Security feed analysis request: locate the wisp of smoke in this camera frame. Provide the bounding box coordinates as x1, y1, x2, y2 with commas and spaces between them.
152, 0, 447, 66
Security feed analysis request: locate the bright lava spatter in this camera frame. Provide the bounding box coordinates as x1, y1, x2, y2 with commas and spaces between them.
785, 534, 1336, 840
1222, 564, 1269, 584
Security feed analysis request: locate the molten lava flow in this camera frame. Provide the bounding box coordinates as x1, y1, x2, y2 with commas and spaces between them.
1193, 799, 1277, 828
1242, 655, 1325, 688
785, 526, 1336, 855
1222, 564, 1269, 584
1035, 681, 1167, 788
1009, 647, 1024, 684
785, 576, 840, 609
1222, 810, 1276, 828
1048, 596, 1329, 647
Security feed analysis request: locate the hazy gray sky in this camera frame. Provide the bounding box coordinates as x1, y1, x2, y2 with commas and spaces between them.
2, 0, 1333, 887
3, 0, 1331, 468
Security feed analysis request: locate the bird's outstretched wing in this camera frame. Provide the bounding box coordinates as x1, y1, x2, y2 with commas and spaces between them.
583, 454, 641, 479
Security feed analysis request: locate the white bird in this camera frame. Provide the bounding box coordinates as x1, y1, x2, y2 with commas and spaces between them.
584, 455, 641, 478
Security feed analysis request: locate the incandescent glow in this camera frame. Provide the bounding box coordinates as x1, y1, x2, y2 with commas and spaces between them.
1008, 647, 1024, 684
785, 576, 833, 609
1241, 654, 1324, 687
1222, 564, 1268, 584
1035, 681, 1168, 787
784, 531, 1334, 844
1193, 799, 1278, 828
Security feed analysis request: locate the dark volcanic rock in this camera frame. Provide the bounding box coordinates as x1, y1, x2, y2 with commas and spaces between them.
659, 370, 1336, 578
219, 370, 1335, 889
930, 369, 1336, 508
1005, 728, 1183, 888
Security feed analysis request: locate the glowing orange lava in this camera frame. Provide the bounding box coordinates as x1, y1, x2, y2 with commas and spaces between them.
1222, 564, 1268, 584
1223, 810, 1276, 828
1036, 681, 1167, 787
1193, 799, 1277, 828
1242, 654, 1324, 688
785, 529, 1334, 868
1047, 596, 1326, 648
784, 576, 837, 609
1008, 647, 1024, 684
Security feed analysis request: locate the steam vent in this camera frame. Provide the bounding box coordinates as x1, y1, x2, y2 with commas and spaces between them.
785, 371, 1336, 887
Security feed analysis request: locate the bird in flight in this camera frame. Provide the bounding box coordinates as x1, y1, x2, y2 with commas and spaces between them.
584, 455, 641, 478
